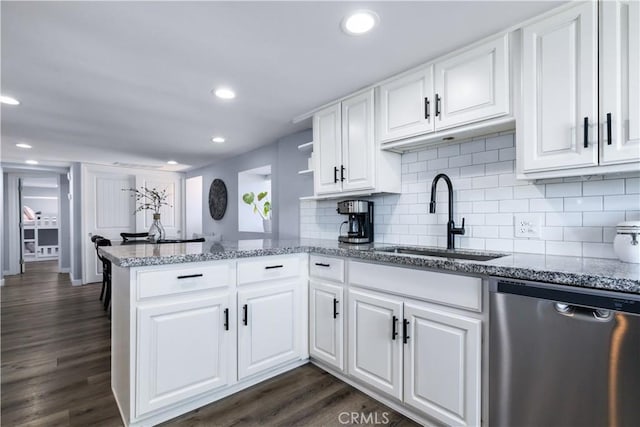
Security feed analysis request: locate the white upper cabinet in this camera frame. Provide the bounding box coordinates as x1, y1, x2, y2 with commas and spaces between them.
313, 104, 343, 195
600, 0, 640, 164
435, 34, 510, 130
519, 1, 640, 178
521, 2, 598, 172
312, 90, 400, 197
378, 67, 434, 143
377, 34, 510, 146
341, 90, 376, 192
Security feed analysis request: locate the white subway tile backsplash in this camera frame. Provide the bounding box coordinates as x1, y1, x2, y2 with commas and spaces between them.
563, 226, 602, 242
546, 241, 582, 256
300, 132, 639, 258
545, 182, 582, 198
583, 179, 625, 196
604, 194, 640, 211
564, 197, 603, 212
626, 178, 640, 194
582, 211, 626, 226
485, 134, 514, 150
530, 198, 563, 212
460, 139, 486, 154
438, 144, 460, 158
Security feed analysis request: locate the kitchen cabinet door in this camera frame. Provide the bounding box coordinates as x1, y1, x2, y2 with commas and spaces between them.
521, 2, 599, 172
348, 288, 403, 400
378, 67, 434, 143
403, 302, 481, 427
313, 104, 342, 195
341, 90, 375, 192
309, 280, 344, 371
237, 281, 302, 380
600, 0, 640, 164
434, 34, 510, 130
136, 293, 234, 416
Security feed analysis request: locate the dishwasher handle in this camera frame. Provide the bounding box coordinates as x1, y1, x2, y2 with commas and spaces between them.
553, 303, 613, 321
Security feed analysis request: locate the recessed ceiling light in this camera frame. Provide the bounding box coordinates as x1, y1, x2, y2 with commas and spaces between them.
211, 136, 225, 143
25, 160, 39, 165
16, 143, 32, 149
167, 160, 178, 165
214, 87, 236, 100
342, 10, 379, 35
0, 95, 20, 105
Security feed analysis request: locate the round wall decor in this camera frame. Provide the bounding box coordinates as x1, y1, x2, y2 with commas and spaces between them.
208, 179, 227, 220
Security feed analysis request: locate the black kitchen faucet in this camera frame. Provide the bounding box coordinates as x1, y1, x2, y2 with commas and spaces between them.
429, 173, 465, 250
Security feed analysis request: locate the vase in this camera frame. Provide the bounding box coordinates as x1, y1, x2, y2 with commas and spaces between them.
263, 219, 272, 233
148, 213, 166, 242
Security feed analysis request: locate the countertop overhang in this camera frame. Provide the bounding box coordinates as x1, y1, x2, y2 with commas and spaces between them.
99, 238, 640, 294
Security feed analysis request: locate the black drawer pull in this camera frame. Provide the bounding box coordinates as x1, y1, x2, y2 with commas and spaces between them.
333, 298, 339, 319
265, 265, 283, 270
315, 262, 331, 268
242, 304, 248, 326
177, 273, 203, 279
224, 308, 229, 330
392, 315, 398, 340
403, 319, 410, 344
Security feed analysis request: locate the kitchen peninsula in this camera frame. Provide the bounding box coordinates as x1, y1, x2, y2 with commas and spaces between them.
100, 239, 640, 427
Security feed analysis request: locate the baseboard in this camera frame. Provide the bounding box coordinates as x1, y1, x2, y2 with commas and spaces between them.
69, 273, 82, 286
59, 267, 70, 274
0, 278, 4, 287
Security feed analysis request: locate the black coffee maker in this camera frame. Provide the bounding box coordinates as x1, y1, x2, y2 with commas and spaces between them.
337, 200, 374, 244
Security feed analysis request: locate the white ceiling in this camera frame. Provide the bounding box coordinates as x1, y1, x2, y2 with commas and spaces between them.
1, 1, 564, 172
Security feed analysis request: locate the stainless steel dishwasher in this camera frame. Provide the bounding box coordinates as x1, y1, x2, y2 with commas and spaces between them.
489, 279, 640, 427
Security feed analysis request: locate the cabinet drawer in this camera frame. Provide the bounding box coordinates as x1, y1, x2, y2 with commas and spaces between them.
237, 255, 302, 285
136, 263, 232, 300
309, 255, 344, 283
349, 261, 482, 312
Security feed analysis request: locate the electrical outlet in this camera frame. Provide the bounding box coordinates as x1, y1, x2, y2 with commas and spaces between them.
514, 214, 541, 238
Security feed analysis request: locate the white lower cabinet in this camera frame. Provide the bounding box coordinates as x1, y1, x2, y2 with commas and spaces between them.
238, 280, 303, 380
403, 303, 482, 427
136, 292, 234, 416
309, 280, 344, 371
348, 288, 404, 400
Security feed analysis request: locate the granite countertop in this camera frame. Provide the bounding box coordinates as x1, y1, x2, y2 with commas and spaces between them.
99, 238, 640, 294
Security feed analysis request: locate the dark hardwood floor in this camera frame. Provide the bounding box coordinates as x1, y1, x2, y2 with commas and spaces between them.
1, 261, 420, 427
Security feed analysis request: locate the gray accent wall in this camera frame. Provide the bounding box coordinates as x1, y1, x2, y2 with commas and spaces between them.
188, 129, 312, 241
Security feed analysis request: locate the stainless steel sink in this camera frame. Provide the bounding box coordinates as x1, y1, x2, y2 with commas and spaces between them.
375, 246, 507, 261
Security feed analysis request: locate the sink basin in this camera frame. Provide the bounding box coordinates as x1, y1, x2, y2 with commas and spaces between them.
375, 246, 507, 261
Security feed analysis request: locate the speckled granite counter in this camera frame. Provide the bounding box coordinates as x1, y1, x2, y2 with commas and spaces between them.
100, 238, 640, 294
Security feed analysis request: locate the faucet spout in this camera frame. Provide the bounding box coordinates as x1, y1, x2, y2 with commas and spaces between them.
429, 173, 465, 250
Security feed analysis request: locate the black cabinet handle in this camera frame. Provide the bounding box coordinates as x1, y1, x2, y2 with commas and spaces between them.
584, 117, 589, 148
315, 262, 330, 267
607, 113, 612, 145
334, 166, 339, 183
340, 165, 345, 182
242, 304, 248, 326
424, 97, 430, 120
265, 265, 283, 270
403, 319, 410, 344
177, 273, 203, 279
224, 308, 229, 330
435, 94, 441, 117
392, 315, 398, 340
333, 298, 339, 319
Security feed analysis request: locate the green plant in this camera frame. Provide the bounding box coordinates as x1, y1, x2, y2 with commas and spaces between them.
242, 191, 271, 220
123, 186, 171, 214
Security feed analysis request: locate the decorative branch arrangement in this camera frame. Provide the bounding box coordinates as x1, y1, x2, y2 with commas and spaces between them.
123, 187, 171, 214
242, 191, 271, 220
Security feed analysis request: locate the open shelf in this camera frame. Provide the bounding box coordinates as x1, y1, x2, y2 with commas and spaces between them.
297, 141, 313, 151
297, 169, 313, 175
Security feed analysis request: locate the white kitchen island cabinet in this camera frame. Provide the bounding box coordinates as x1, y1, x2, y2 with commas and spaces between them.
110, 254, 308, 427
